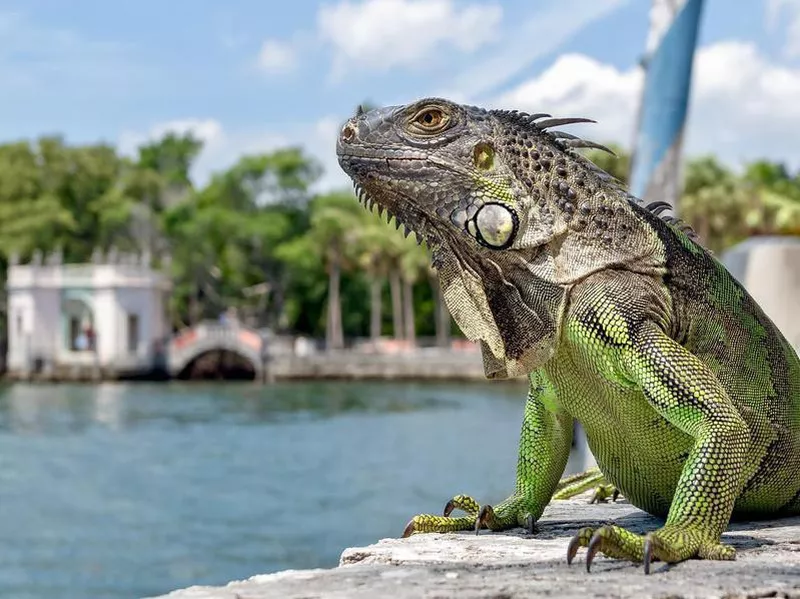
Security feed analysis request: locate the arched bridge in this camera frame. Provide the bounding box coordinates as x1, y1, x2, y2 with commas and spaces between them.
167, 321, 266, 379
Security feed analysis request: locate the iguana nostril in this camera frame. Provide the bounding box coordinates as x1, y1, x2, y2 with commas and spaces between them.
341, 123, 356, 143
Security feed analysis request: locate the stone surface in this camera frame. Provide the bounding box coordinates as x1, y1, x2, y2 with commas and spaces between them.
150, 496, 800, 599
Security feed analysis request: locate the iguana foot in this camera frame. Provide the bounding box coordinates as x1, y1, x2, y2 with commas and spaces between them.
589, 484, 620, 504
402, 493, 536, 537
566, 524, 736, 574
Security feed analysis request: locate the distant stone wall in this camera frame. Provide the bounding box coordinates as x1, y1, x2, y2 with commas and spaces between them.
269, 349, 488, 380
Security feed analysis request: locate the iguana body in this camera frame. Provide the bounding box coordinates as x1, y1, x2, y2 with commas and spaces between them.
336, 99, 800, 572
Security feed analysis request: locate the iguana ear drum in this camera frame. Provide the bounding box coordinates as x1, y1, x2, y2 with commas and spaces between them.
473, 202, 519, 250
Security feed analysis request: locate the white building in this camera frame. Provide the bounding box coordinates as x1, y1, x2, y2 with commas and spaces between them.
6, 250, 171, 377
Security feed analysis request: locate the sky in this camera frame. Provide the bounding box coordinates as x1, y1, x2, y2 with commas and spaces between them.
1, 0, 799, 192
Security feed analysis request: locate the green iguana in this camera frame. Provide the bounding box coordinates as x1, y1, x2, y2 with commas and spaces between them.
335, 98, 800, 573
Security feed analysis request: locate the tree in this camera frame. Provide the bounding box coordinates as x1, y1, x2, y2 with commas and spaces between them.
160, 148, 320, 329
137, 132, 203, 191
743, 160, 800, 203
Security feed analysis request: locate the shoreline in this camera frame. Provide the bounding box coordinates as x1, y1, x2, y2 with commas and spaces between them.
3, 347, 501, 383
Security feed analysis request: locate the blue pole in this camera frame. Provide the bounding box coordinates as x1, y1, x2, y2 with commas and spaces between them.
628, 0, 705, 209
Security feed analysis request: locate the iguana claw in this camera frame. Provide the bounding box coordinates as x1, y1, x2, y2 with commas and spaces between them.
401, 519, 415, 539
524, 513, 535, 533
643, 537, 654, 575
585, 530, 606, 573
474, 504, 495, 534
566, 529, 588, 565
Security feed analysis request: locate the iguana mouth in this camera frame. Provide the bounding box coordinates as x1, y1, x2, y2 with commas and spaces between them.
350, 177, 442, 248
338, 150, 429, 163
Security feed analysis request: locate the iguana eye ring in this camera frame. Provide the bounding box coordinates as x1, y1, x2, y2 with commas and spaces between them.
472, 202, 518, 250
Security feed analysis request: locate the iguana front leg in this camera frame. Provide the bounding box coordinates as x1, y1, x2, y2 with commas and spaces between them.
403, 370, 573, 536
568, 321, 749, 573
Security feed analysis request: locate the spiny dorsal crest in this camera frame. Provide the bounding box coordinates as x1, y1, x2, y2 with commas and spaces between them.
489, 108, 702, 245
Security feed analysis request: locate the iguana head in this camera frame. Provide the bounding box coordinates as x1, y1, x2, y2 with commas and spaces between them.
336, 97, 663, 377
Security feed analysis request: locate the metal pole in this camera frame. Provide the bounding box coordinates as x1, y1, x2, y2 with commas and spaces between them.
628, 0, 705, 212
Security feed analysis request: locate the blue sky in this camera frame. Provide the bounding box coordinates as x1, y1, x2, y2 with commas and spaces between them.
1, 0, 798, 190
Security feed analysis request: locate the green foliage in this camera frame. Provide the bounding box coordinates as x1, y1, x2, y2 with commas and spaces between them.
137, 133, 202, 188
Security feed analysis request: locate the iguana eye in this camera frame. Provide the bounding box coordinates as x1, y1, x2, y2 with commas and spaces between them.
472, 203, 518, 250
410, 107, 449, 133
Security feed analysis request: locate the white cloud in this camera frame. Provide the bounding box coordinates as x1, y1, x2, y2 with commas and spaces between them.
317, 0, 502, 75
257, 39, 297, 73
766, 0, 800, 58
492, 53, 642, 145
442, 0, 630, 100
489, 40, 800, 171
253, 0, 628, 96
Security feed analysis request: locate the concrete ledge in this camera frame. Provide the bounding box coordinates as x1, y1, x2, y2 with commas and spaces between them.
150, 496, 800, 599
269, 351, 488, 380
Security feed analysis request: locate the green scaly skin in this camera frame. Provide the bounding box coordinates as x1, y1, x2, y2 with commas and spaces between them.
336, 98, 800, 573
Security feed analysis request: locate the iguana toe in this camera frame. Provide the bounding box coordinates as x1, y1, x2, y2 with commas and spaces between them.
402, 513, 475, 537
443, 494, 480, 518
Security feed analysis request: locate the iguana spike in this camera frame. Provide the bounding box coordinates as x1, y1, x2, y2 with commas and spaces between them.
536, 117, 596, 130
563, 139, 616, 156
356, 104, 365, 116
645, 200, 673, 216
551, 131, 580, 140
526, 112, 552, 122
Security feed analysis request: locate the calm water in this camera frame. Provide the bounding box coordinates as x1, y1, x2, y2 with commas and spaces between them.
0, 381, 588, 599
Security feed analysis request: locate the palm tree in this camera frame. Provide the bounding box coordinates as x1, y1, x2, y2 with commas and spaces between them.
355, 214, 394, 342
380, 218, 411, 340
399, 237, 429, 345
428, 266, 451, 348
306, 192, 365, 349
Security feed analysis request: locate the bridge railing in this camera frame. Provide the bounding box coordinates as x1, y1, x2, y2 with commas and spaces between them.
167, 321, 266, 375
